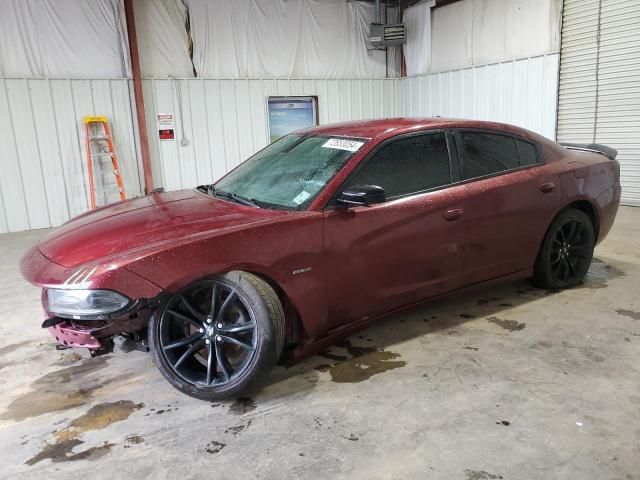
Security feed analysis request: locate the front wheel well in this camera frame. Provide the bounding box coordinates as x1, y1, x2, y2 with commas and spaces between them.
245, 271, 304, 356
563, 200, 599, 241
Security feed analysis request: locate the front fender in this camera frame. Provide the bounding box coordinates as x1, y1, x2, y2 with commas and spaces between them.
123, 215, 329, 341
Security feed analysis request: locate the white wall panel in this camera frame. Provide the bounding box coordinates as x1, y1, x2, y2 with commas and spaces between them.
398, 54, 560, 140
142, 78, 403, 192
0, 78, 142, 233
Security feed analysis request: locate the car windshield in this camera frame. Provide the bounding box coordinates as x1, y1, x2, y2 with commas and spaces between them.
210, 134, 367, 210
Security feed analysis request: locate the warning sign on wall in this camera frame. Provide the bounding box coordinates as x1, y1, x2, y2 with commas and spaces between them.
157, 113, 175, 141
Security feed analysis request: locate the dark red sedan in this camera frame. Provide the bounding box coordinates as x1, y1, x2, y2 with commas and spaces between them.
20, 118, 621, 399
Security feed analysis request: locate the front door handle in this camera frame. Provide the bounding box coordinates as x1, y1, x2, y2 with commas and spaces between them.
443, 208, 463, 221
539, 181, 555, 193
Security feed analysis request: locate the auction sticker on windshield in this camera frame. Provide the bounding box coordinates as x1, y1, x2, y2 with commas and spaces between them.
322, 138, 365, 152
292, 191, 312, 205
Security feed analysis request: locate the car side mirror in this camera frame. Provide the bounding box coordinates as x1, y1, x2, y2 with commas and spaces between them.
336, 185, 386, 207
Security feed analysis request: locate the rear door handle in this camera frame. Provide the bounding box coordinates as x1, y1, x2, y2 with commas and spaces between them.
539, 181, 555, 193
443, 208, 463, 221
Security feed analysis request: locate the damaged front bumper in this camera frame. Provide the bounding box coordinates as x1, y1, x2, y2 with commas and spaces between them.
43, 305, 157, 354
41, 294, 163, 354
21, 245, 165, 354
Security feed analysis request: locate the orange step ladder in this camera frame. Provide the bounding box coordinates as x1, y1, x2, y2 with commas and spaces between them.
83, 115, 126, 209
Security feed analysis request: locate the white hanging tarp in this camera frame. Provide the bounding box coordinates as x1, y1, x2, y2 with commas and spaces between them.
0, 0, 130, 78
185, 0, 386, 78
402, 0, 435, 76
134, 0, 195, 78
430, 0, 562, 73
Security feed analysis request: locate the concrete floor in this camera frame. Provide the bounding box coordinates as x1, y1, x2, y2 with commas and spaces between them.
0, 207, 639, 480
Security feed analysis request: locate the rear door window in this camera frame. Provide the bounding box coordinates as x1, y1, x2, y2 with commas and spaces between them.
459, 132, 519, 180
516, 139, 539, 166
343, 132, 452, 199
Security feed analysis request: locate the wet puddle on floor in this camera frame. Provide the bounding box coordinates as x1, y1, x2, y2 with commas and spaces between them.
0, 356, 134, 422
616, 309, 640, 321
25, 400, 143, 465
24, 438, 115, 465
316, 340, 406, 383
487, 316, 526, 332
54, 400, 144, 441
581, 257, 625, 289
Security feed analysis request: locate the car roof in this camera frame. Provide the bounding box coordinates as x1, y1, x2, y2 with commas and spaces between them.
299, 117, 534, 141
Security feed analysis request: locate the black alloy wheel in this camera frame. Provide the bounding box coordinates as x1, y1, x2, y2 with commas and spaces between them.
533, 208, 595, 289
549, 219, 591, 283
149, 272, 285, 400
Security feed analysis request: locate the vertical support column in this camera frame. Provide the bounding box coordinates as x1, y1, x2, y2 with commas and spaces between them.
124, 0, 154, 194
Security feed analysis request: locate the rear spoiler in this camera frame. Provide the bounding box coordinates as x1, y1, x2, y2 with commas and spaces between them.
560, 142, 618, 160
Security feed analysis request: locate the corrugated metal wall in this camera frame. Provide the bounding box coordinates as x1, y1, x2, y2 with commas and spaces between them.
597, 0, 640, 205
557, 0, 640, 205
0, 54, 560, 233
141, 78, 403, 191
0, 78, 141, 233
401, 54, 560, 140
556, 0, 599, 143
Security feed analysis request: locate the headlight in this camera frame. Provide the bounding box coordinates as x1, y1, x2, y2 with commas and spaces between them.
47, 289, 130, 316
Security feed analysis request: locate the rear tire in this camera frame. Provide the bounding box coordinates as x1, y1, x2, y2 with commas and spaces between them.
149, 271, 285, 400
532, 208, 595, 289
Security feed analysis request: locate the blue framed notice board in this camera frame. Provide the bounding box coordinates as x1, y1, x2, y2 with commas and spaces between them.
267, 96, 318, 142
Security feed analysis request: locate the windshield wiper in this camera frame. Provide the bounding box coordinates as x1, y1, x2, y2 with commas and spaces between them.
211, 188, 259, 208
197, 184, 215, 196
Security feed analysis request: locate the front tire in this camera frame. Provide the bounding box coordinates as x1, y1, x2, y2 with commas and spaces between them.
532, 208, 595, 289
149, 271, 285, 400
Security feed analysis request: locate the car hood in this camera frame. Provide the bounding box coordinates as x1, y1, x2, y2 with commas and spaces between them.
39, 189, 287, 267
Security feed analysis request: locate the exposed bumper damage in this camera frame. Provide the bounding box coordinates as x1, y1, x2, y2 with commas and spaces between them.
21, 245, 164, 355
47, 319, 101, 349
44, 309, 154, 355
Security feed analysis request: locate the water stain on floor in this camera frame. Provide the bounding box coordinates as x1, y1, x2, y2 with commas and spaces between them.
25, 439, 115, 465
0, 340, 31, 358
315, 340, 406, 383
616, 309, 640, 321
0, 357, 112, 422
125, 434, 144, 445
487, 316, 526, 332
0, 359, 20, 372
225, 419, 252, 436
205, 440, 226, 454
582, 258, 625, 289
25, 400, 143, 465
464, 470, 503, 480
229, 397, 257, 415
0, 357, 137, 422
54, 400, 144, 442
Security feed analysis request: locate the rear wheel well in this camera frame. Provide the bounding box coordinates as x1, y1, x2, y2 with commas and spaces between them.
564, 201, 599, 241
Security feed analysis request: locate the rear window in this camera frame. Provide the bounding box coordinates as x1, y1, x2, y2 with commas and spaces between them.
517, 139, 539, 166
459, 132, 519, 180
